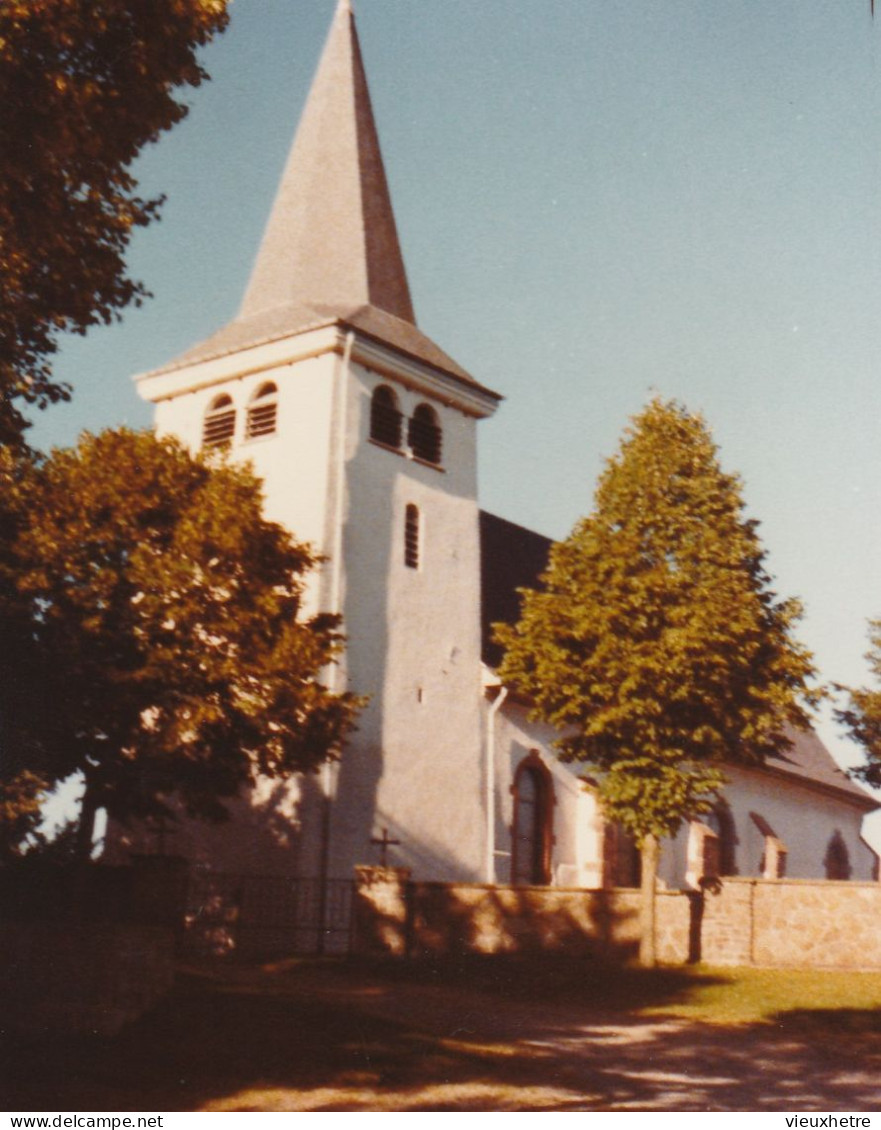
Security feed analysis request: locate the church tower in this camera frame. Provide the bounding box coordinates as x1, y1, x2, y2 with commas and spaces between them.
135, 0, 501, 881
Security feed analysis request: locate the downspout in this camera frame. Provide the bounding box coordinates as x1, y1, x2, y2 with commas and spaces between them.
485, 683, 508, 884
329, 331, 355, 622
317, 330, 355, 953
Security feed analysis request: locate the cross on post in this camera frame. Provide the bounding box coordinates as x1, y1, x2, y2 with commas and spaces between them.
370, 826, 401, 868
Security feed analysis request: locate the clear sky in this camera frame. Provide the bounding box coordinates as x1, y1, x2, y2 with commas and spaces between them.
28, 1, 881, 833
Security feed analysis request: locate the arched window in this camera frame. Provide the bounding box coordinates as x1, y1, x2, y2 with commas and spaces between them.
246, 382, 278, 440
408, 403, 442, 466
511, 753, 553, 885
824, 830, 852, 880
705, 801, 737, 876
404, 504, 420, 569
370, 385, 402, 448
203, 394, 236, 449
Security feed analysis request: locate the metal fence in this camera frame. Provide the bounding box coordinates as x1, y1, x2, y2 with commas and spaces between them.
183, 870, 354, 957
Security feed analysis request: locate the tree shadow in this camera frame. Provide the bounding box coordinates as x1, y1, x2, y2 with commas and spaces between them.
4, 963, 881, 1112
363, 952, 724, 1014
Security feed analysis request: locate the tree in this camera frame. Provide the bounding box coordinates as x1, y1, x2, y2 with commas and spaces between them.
835, 623, 881, 788
496, 399, 818, 964
0, 428, 360, 858
0, 0, 228, 448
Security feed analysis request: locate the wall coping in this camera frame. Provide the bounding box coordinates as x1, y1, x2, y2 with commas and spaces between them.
713, 876, 881, 890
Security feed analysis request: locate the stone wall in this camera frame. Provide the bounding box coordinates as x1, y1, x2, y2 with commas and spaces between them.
0, 921, 175, 1035
353, 870, 691, 964
700, 878, 881, 968
353, 870, 881, 969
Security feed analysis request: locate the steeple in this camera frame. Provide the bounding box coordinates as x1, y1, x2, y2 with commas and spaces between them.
155, 0, 498, 396
240, 0, 415, 323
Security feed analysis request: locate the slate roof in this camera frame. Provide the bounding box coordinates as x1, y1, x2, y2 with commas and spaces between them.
478, 509, 878, 811
479, 510, 552, 669
764, 727, 877, 810
156, 301, 497, 398
149, 0, 497, 402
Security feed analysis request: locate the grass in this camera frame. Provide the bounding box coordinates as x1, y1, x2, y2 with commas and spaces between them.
339, 953, 881, 1026
641, 965, 881, 1027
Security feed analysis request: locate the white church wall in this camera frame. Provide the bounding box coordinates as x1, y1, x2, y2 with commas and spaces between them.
324, 360, 488, 882
716, 764, 876, 881
490, 698, 603, 888
151, 343, 342, 617
659, 763, 876, 885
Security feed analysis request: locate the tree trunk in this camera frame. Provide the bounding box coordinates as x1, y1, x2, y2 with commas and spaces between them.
639, 833, 660, 967
75, 782, 99, 862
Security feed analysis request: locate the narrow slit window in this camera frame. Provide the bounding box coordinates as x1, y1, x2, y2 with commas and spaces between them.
246, 382, 278, 439
404, 504, 420, 569
203, 394, 236, 449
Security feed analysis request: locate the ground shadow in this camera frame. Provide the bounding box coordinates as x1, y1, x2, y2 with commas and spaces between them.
4, 961, 881, 1111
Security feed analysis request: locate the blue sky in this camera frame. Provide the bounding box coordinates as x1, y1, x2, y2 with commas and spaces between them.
28, 0, 881, 827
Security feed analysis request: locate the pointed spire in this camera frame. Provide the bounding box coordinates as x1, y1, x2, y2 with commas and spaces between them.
239, 0, 415, 324
155, 1, 499, 400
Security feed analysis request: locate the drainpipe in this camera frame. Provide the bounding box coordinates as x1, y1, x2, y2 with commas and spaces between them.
329, 331, 355, 622
316, 330, 355, 953
484, 683, 508, 884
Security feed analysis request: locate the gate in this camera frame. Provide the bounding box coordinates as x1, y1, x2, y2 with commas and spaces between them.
183, 870, 354, 957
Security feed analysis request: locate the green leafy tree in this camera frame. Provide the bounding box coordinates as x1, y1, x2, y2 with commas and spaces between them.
835, 624, 881, 788
496, 399, 818, 964
0, 0, 228, 447
0, 429, 360, 859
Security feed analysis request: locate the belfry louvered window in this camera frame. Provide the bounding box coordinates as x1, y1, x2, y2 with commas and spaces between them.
246, 382, 278, 439
370, 385, 403, 448
203, 394, 236, 449
408, 403, 442, 466
404, 503, 420, 569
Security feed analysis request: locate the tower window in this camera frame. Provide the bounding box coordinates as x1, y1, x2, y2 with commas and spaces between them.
203, 394, 236, 449
408, 403, 442, 466
246, 382, 278, 439
404, 503, 420, 569
370, 385, 403, 448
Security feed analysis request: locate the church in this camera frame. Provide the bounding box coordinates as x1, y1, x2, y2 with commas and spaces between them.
114, 0, 878, 894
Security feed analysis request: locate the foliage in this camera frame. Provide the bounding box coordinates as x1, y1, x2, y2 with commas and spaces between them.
0, 770, 48, 861
835, 622, 881, 789
497, 399, 818, 846
0, 0, 228, 447
0, 428, 360, 854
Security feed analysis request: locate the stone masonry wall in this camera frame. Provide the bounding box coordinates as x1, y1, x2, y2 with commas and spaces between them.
353, 872, 691, 963
353, 871, 881, 969
701, 878, 881, 969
